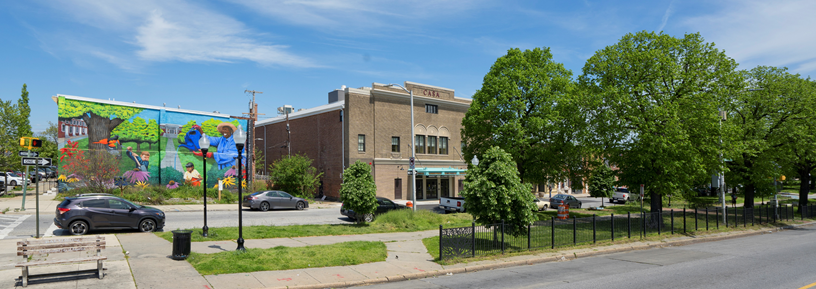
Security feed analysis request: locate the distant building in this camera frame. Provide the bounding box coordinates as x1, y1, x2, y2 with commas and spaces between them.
58, 118, 87, 138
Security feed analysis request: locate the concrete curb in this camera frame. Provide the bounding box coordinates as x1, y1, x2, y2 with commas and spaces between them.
267, 220, 816, 289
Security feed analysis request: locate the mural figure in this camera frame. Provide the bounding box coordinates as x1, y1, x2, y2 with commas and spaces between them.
178, 123, 203, 151
126, 147, 150, 172
194, 122, 244, 170
183, 162, 201, 186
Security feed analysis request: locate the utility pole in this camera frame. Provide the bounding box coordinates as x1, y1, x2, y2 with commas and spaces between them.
286, 109, 291, 158
243, 90, 264, 187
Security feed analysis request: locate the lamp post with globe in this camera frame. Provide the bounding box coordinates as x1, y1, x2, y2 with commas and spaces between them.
199, 134, 210, 237
233, 125, 247, 251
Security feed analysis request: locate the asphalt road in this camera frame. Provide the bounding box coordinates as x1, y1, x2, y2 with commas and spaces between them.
356, 223, 816, 289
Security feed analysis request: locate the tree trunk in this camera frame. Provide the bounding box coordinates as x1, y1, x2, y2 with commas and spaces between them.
798, 167, 811, 207
136, 142, 141, 153
744, 183, 755, 208
85, 112, 124, 151
649, 191, 662, 213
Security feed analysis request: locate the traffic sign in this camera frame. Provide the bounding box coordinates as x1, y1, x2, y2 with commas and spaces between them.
409, 157, 415, 170
21, 157, 52, 167
19, 151, 39, 157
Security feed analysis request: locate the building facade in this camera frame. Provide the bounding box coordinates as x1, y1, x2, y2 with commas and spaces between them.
255, 81, 472, 201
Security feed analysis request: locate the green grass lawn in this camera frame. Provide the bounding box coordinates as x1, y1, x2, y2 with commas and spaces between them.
188, 241, 387, 275
157, 209, 474, 242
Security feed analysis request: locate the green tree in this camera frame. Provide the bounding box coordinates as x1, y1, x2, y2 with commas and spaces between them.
580, 31, 740, 214
724, 67, 811, 207
268, 154, 323, 198
461, 47, 587, 186
254, 148, 266, 175
39, 121, 59, 143
461, 146, 536, 236
177, 120, 198, 144
35, 122, 60, 162
587, 163, 616, 207
58, 98, 143, 150
339, 160, 377, 223
0, 100, 23, 184
17, 84, 32, 138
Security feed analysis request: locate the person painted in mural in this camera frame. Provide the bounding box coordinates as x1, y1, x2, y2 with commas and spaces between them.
126, 147, 151, 172
183, 162, 202, 186
194, 122, 245, 170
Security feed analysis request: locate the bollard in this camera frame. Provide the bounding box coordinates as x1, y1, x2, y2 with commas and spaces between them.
695, 208, 698, 231
573, 216, 577, 246
671, 210, 674, 234
683, 208, 686, 233
658, 211, 661, 235
439, 225, 443, 260
716, 207, 719, 229
501, 220, 505, 254
705, 207, 709, 231
611, 214, 615, 241
551, 217, 555, 249
627, 212, 631, 239
472, 221, 476, 258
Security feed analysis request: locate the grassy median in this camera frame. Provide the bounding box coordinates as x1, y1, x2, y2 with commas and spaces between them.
188, 241, 387, 275
157, 209, 474, 242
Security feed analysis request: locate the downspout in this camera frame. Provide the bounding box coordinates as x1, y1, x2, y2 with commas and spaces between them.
341, 106, 345, 171
264, 125, 267, 175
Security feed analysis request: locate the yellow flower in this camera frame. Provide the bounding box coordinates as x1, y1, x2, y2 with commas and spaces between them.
241, 179, 247, 189
135, 181, 149, 189
58, 175, 67, 182
67, 178, 79, 183
222, 177, 236, 187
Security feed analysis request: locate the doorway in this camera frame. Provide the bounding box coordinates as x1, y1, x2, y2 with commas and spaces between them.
441, 179, 450, 198
426, 179, 438, 199
394, 179, 402, 199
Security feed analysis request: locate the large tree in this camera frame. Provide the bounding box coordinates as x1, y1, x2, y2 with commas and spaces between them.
461, 146, 536, 236
587, 163, 616, 207
17, 84, 32, 138
461, 47, 586, 186
58, 98, 143, 150
339, 160, 377, 223
0, 100, 23, 185
723, 67, 812, 207
580, 31, 740, 213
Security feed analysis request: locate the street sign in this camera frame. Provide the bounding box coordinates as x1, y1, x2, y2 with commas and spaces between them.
19, 151, 39, 157
21, 157, 52, 167
640, 184, 644, 198
409, 157, 415, 170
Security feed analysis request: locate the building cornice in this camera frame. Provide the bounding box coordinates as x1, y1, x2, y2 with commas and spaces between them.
255, 100, 344, 127
373, 158, 467, 167
57, 94, 233, 118
405, 81, 454, 92
370, 88, 471, 108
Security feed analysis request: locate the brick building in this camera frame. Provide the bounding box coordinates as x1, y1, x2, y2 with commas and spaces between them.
254, 81, 472, 201
58, 118, 87, 138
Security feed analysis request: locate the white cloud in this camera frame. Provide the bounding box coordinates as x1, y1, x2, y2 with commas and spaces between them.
34, 0, 316, 69
657, 0, 675, 32
682, 0, 816, 75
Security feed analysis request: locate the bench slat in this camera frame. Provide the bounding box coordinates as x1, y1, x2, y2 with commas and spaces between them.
18, 236, 104, 246
18, 245, 107, 256
15, 256, 107, 267
18, 241, 106, 251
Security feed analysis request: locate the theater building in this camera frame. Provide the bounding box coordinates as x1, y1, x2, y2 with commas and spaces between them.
254, 81, 472, 201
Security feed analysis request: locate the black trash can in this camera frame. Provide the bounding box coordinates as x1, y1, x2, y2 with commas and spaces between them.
171, 230, 193, 260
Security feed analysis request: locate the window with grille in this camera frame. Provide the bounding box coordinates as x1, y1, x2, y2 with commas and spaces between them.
358, 134, 365, 152
391, 137, 400, 152
415, 135, 425, 154
425, 104, 438, 114
439, 137, 448, 154
428, 136, 437, 154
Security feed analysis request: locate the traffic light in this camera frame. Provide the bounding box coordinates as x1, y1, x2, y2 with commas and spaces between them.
18, 137, 42, 149
30, 139, 42, 148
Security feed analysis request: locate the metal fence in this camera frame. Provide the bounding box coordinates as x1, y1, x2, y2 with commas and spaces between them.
439, 204, 811, 260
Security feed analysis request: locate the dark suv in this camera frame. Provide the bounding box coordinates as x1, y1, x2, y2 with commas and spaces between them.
54, 194, 166, 235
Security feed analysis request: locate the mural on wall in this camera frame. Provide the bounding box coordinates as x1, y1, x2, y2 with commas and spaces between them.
57, 96, 246, 190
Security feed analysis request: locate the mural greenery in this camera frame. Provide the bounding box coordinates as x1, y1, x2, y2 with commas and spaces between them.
57, 97, 246, 192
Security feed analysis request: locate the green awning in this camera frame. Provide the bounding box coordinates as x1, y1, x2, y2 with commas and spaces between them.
414, 167, 467, 176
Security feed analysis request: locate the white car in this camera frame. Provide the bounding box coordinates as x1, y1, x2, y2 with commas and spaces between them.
0, 172, 27, 187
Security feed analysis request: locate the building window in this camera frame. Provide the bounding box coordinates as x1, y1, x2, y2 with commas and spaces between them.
391, 137, 400, 152
425, 104, 438, 114
428, 136, 437, 154
415, 135, 425, 154
439, 137, 448, 154
358, 134, 365, 152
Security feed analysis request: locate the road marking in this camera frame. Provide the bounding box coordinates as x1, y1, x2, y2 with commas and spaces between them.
800, 282, 816, 289
0, 215, 30, 239
43, 222, 59, 237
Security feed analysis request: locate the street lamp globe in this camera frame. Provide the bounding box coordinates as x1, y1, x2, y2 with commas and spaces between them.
234, 125, 247, 150
199, 133, 210, 151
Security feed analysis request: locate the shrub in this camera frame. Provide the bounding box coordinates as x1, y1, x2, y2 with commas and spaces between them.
339, 160, 377, 223
268, 154, 323, 198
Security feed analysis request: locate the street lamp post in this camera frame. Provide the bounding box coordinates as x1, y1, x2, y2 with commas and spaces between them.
199, 134, 210, 237
234, 125, 247, 251
388, 83, 416, 211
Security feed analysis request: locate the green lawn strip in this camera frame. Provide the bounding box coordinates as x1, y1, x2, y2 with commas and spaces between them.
157, 210, 474, 242
425, 216, 816, 264
187, 241, 387, 275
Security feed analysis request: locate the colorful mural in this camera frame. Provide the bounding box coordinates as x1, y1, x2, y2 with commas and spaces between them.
57, 95, 246, 190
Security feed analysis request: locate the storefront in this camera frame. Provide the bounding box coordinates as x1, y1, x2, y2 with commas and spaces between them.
413, 167, 466, 199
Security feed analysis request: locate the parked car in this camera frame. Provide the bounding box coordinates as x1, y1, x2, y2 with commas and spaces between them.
54, 194, 165, 235
533, 197, 548, 211
611, 187, 639, 203
439, 196, 466, 213
341, 197, 406, 222
0, 172, 27, 187
549, 194, 582, 209
0, 180, 5, 196
242, 190, 309, 211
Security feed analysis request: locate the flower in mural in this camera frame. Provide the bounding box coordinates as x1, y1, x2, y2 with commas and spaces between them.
58, 175, 67, 182
166, 180, 179, 189
59, 140, 79, 163
224, 167, 237, 177
67, 177, 79, 183
241, 179, 247, 189
123, 169, 150, 183
222, 176, 236, 187
135, 181, 149, 189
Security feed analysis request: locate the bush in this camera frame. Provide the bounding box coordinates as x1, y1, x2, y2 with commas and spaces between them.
339, 160, 377, 223
373, 209, 471, 230
268, 154, 323, 198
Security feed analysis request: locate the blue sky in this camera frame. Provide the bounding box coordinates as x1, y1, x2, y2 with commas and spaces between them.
2, 0, 815, 133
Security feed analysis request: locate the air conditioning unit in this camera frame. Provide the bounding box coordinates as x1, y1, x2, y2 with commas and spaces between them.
277, 105, 294, 115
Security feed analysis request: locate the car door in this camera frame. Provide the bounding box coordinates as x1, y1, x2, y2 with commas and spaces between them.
569, 196, 580, 208
108, 198, 136, 228
278, 192, 297, 208
266, 191, 285, 208
81, 199, 113, 228
379, 198, 397, 213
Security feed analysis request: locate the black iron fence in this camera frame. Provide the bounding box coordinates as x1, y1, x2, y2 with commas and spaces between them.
439, 203, 812, 260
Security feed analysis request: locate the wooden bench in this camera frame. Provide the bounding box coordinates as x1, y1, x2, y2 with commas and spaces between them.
15, 236, 106, 287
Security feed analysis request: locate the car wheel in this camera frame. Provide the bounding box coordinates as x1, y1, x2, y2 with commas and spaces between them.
363, 213, 374, 222
296, 202, 305, 211
9, 180, 16, 187
259, 202, 270, 212
543, 204, 548, 211
139, 219, 156, 232
69, 220, 89, 235
577, 203, 582, 209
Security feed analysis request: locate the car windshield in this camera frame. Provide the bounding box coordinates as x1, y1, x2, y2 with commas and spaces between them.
553, 194, 568, 199
279, 192, 292, 198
